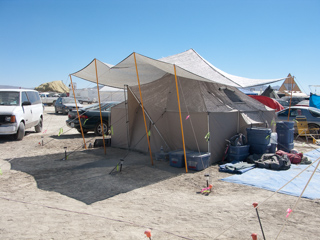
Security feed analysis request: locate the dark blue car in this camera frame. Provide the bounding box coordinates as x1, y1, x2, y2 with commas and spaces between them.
66, 101, 120, 135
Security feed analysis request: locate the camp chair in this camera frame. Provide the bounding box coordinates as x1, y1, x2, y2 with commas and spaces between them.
295, 116, 320, 143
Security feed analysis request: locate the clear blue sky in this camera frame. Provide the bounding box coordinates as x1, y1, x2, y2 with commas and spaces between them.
0, 0, 319, 94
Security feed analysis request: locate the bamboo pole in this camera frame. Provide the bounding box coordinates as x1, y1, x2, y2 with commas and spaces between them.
94, 59, 106, 154
287, 75, 294, 121
69, 75, 87, 149
173, 65, 188, 173
133, 53, 153, 165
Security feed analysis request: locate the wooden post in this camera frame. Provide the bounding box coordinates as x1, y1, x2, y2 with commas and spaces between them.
173, 65, 188, 173
94, 59, 106, 154
69, 75, 87, 149
133, 53, 153, 165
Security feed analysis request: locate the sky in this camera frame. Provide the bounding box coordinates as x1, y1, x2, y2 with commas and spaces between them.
0, 0, 319, 94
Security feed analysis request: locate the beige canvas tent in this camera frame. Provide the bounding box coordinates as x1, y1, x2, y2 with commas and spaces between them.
71, 49, 285, 164
110, 77, 276, 164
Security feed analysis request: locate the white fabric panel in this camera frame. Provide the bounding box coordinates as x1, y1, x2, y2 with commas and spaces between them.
71, 49, 285, 88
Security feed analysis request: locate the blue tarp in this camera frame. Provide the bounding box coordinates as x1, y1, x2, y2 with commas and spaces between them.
309, 93, 320, 109
221, 149, 320, 199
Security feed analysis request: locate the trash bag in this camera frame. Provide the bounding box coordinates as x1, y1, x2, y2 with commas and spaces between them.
229, 133, 247, 146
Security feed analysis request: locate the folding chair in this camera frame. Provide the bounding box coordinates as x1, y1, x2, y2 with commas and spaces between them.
295, 116, 320, 143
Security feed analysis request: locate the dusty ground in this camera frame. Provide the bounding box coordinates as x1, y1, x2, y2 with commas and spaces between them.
0, 106, 320, 240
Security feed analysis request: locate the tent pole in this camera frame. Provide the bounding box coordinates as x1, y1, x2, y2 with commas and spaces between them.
124, 84, 130, 149
94, 58, 106, 154
69, 75, 87, 149
133, 52, 154, 165
127, 86, 170, 150
174, 65, 188, 173
207, 113, 210, 153
287, 76, 294, 121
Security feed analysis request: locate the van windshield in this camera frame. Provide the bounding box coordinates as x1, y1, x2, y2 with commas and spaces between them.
0, 91, 20, 106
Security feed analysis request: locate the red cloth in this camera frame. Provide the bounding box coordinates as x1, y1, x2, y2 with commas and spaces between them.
249, 95, 285, 112
276, 150, 303, 164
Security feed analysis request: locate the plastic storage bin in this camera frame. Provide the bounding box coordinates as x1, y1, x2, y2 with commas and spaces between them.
227, 145, 250, 162
169, 150, 191, 168
247, 127, 271, 154
276, 121, 294, 152
276, 121, 294, 143
229, 145, 250, 155
277, 143, 295, 152
247, 127, 272, 145
155, 152, 169, 161
186, 152, 211, 171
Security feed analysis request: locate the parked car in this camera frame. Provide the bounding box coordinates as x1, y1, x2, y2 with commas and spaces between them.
39, 92, 59, 106
281, 96, 309, 106
295, 100, 309, 107
274, 98, 289, 108
66, 101, 120, 135
54, 97, 83, 114
276, 106, 320, 134
0, 89, 43, 140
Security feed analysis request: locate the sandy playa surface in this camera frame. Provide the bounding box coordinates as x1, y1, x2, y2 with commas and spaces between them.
1, 106, 320, 240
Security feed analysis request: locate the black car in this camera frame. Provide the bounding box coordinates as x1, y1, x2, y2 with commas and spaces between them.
54, 97, 83, 114
66, 101, 120, 135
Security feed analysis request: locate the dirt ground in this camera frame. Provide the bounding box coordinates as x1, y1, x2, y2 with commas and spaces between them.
0, 106, 320, 240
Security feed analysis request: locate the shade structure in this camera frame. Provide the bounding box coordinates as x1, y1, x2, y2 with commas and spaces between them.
72, 49, 281, 164
72, 49, 285, 89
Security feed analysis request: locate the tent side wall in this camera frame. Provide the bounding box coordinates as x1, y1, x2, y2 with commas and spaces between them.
209, 112, 239, 163
110, 102, 128, 149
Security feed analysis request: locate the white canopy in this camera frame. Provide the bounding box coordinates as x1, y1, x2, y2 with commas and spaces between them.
71, 49, 285, 88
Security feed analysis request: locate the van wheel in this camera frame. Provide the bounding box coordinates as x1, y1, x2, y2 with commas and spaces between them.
94, 122, 108, 136
14, 122, 25, 140
35, 118, 43, 133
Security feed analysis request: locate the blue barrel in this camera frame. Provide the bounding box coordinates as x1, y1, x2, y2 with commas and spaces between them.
276, 121, 294, 144
277, 143, 295, 152
247, 127, 271, 154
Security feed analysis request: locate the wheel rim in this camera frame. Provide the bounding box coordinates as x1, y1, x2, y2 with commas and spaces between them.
97, 123, 108, 135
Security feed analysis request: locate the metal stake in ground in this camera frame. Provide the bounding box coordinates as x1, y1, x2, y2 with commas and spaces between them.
204, 173, 210, 187
120, 159, 124, 172
253, 202, 266, 240
63, 147, 67, 161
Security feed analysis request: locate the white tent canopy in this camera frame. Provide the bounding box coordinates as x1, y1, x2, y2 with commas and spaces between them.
71, 49, 285, 88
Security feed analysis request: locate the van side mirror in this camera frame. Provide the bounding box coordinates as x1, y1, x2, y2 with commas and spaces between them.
22, 101, 31, 106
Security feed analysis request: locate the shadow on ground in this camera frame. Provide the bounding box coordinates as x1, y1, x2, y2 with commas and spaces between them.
8, 147, 187, 205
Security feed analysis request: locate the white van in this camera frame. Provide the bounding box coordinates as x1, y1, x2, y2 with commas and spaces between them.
0, 89, 43, 140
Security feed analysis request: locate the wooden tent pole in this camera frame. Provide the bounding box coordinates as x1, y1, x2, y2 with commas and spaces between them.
174, 65, 188, 173
69, 75, 87, 149
133, 53, 153, 165
287, 75, 294, 121
94, 59, 106, 154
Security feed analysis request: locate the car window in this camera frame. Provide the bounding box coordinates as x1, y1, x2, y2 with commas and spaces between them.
62, 98, 78, 104
309, 109, 320, 118
22, 92, 29, 104
26, 91, 41, 104
0, 91, 20, 106
278, 108, 303, 117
